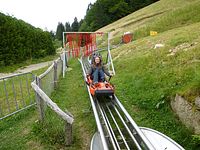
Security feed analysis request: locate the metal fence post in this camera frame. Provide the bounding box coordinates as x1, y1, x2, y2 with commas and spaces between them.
54, 61, 57, 89
62, 52, 66, 78
65, 50, 68, 68
65, 121, 72, 146
35, 76, 45, 121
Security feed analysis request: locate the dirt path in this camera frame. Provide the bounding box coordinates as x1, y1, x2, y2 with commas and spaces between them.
0, 61, 53, 78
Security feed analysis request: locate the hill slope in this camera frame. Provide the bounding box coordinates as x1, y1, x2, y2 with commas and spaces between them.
98, 0, 200, 149
1, 0, 200, 149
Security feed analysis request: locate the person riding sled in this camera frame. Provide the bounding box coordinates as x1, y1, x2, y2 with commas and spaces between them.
87, 55, 112, 85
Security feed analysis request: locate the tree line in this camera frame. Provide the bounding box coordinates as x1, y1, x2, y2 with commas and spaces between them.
55, 0, 159, 40
0, 12, 55, 66
55, 17, 79, 41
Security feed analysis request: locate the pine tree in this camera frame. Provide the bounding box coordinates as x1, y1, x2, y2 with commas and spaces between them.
56, 22, 65, 41
71, 17, 79, 32
65, 22, 71, 32
79, 0, 159, 31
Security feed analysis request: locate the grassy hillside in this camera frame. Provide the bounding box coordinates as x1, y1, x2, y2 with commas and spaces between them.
99, 0, 200, 44
98, 0, 200, 110
97, 0, 200, 149
1, 0, 200, 149
46, 1, 200, 148
111, 22, 200, 149
98, 0, 200, 105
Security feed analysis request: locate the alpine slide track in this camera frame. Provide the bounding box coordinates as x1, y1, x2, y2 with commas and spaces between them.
79, 54, 184, 150
63, 31, 184, 150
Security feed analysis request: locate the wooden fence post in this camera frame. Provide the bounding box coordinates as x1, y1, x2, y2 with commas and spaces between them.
64, 109, 73, 145
35, 76, 45, 121
65, 121, 72, 146
54, 61, 57, 89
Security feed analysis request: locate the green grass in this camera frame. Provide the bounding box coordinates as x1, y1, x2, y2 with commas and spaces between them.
99, 0, 200, 46
111, 21, 200, 103
0, 61, 63, 150
133, 0, 200, 41
0, 59, 95, 150
109, 20, 200, 150
0, 73, 35, 117
0, 65, 50, 119
1, 55, 199, 149
1, 0, 200, 149
99, 0, 198, 32
0, 107, 43, 150
31, 59, 95, 149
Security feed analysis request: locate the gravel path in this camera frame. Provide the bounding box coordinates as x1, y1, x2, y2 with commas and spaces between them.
0, 61, 53, 78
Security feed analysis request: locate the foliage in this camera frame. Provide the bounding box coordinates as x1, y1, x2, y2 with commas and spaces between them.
65, 22, 71, 32
49, 30, 56, 40
71, 17, 79, 32
56, 18, 80, 47
0, 12, 55, 66
55, 22, 65, 41
79, 0, 159, 31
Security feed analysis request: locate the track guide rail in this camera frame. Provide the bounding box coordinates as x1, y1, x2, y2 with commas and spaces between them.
79, 56, 155, 150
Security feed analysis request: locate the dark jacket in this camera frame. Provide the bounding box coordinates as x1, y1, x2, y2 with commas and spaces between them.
87, 63, 110, 77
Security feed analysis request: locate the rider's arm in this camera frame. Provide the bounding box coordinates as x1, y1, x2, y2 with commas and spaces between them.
87, 65, 93, 76
103, 65, 111, 77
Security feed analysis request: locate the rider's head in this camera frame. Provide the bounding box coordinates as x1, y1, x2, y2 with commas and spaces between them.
94, 56, 101, 64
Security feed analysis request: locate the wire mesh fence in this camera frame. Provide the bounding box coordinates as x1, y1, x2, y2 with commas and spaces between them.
39, 63, 55, 97
38, 58, 64, 97
0, 52, 69, 123
31, 53, 74, 146
0, 72, 35, 120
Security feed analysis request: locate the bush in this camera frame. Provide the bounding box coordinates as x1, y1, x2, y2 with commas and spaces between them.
0, 12, 55, 66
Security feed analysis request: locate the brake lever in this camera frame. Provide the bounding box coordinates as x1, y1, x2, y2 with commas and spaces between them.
108, 76, 112, 82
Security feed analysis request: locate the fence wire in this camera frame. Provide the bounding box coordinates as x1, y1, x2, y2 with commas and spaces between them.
39, 59, 63, 97
32, 54, 73, 146
0, 73, 35, 120
0, 55, 64, 120
40, 65, 55, 97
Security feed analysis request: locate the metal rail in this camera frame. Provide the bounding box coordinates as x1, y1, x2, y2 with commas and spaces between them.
79, 58, 109, 150
80, 46, 184, 150
79, 56, 156, 150
106, 103, 131, 150
113, 96, 155, 149
113, 104, 142, 149
96, 100, 119, 150
0, 72, 35, 120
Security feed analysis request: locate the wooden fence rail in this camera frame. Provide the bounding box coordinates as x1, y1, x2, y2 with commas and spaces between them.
31, 52, 73, 145
31, 81, 73, 145
31, 81, 74, 124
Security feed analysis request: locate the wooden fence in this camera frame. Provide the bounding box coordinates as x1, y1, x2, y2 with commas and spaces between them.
31, 53, 74, 145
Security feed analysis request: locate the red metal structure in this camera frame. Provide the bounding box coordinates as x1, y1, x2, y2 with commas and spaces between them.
64, 32, 104, 58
